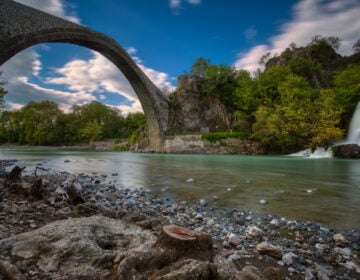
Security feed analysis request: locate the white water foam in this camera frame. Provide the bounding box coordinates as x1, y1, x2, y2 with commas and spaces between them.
288, 147, 333, 158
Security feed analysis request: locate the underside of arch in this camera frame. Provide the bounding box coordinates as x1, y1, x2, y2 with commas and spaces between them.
0, 0, 169, 150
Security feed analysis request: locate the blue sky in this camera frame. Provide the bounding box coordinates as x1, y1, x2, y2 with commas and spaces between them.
2, 0, 360, 114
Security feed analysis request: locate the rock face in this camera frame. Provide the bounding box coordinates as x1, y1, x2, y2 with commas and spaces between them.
168, 75, 227, 133
333, 144, 360, 158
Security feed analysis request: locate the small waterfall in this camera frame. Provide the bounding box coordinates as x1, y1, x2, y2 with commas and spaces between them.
289, 102, 360, 158
345, 102, 360, 145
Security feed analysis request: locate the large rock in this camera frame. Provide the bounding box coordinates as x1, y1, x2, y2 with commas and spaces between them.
0, 215, 156, 278
256, 242, 284, 259
333, 144, 360, 158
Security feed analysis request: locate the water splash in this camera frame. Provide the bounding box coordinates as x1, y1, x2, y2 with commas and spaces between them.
288, 147, 333, 158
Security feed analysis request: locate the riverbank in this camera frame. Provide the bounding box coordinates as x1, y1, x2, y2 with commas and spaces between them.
0, 159, 359, 279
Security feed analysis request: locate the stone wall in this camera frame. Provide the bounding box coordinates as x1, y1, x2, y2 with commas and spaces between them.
164, 135, 265, 154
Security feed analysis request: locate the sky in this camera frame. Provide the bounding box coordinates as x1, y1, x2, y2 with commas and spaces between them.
1, 0, 360, 115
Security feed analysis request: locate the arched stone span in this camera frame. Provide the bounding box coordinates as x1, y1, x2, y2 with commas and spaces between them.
0, 0, 169, 150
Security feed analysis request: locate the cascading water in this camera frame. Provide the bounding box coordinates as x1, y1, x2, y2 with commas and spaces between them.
345, 102, 360, 145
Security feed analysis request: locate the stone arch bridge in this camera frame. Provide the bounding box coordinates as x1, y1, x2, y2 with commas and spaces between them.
0, 0, 169, 150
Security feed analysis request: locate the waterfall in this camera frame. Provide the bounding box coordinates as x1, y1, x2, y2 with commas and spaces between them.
345, 102, 360, 146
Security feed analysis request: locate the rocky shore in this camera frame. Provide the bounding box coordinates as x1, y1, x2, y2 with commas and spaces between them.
0, 159, 359, 279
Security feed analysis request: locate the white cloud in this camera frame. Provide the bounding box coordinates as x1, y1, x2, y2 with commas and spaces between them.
1, 51, 95, 113
44, 49, 173, 114
234, 0, 360, 73
169, 0, 202, 13
14, 0, 80, 23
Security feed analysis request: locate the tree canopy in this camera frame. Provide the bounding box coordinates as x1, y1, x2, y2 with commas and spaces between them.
0, 100, 146, 146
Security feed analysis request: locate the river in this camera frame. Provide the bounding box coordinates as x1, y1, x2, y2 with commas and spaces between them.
1, 147, 360, 229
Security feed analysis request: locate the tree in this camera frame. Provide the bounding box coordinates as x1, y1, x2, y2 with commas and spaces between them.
190, 58, 211, 77
308, 89, 344, 148
80, 120, 103, 141
20, 101, 62, 145
310, 35, 341, 50
353, 39, 360, 54
74, 101, 124, 139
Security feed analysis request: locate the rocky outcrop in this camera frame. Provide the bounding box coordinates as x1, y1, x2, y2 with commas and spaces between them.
168, 75, 232, 133
333, 144, 360, 158
164, 135, 265, 154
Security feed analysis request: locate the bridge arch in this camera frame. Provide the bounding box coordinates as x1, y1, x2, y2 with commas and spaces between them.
0, 0, 169, 150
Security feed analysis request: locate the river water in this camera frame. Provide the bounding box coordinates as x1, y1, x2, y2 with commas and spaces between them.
1, 147, 360, 229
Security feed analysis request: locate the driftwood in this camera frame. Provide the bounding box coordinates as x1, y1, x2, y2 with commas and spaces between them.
113, 225, 214, 279
34, 166, 50, 177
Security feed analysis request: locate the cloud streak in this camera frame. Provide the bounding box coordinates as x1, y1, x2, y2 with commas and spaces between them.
169, 0, 202, 13
235, 0, 360, 73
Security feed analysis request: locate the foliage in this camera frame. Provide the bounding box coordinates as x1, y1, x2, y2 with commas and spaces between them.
0, 100, 147, 146
179, 35, 359, 152
80, 120, 102, 141
190, 58, 211, 77
201, 131, 244, 143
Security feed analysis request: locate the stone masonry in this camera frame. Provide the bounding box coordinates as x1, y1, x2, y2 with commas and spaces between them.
0, 0, 169, 150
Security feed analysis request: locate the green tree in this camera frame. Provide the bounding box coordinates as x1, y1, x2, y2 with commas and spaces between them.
74, 101, 125, 139
190, 58, 211, 77
308, 89, 344, 147
20, 101, 63, 145
252, 74, 314, 151
353, 39, 360, 54
334, 64, 360, 126
80, 120, 103, 141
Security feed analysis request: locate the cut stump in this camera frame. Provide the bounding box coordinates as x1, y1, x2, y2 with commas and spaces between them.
154, 225, 213, 262
113, 225, 214, 279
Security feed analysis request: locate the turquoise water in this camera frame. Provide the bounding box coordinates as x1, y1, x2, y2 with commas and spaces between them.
1, 148, 360, 229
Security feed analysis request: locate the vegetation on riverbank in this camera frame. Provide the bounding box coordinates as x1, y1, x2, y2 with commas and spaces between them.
0, 100, 146, 147
169, 36, 360, 153
0, 35, 359, 154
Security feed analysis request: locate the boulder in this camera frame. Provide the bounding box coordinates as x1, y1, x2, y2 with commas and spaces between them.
333, 144, 360, 158
0, 215, 156, 278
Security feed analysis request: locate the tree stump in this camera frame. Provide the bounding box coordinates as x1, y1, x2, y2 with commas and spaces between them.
154, 225, 213, 262
113, 225, 214, 279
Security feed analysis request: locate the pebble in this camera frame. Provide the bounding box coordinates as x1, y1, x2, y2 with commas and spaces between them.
199, 199, 208, 207
282, 252, 298, 265
228, 253, 241, 261
1, 159, 360, 280
246, 225, 264, 239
